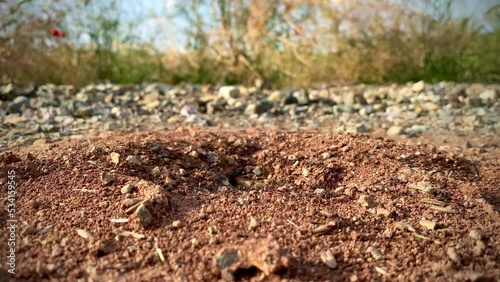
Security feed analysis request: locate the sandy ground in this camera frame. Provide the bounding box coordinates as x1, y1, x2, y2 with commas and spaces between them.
0, 127, 499, 282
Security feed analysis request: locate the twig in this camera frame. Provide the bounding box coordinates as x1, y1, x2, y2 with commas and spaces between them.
275, 36, 311, 67
283, 14, 303, 36
124, 198, 151, 214
287, 219, 302, 232
73, 188, 99, 193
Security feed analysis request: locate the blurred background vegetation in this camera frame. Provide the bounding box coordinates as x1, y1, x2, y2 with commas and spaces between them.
0, 0, 499, 87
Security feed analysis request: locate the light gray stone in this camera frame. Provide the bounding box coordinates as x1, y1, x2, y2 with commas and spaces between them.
7, 96, 29, 114
219, 86, 240, 99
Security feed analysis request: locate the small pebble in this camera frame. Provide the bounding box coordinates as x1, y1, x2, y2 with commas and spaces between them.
468, 230, 482, 240
252, 166, 262, 176
446, 247, 460, 263
135, 204, 153, 227
419, 219, 437, 230
121, 184, 135, 194
358, 194, 377, 208
126, 155, 142, 165
367, 246, 383, 260
473, 240, 486, 256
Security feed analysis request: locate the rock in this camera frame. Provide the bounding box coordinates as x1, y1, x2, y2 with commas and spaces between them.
320, 249, 337, 269
172, 220, 181, 228
473, 240, 486, 256
151, 166, 161, 177
394, 221, 416, 232
244, 100, 273, 115
121, 184, 136, 194
359, 105, 375, 116
30, 200, 42, 209
219, 86, 240, 99
466, 83, 484, 97
268, 90, 284, 103
419, 219, 437, 230
110, 152, 120, 165
424, 102, 439, 111
142, 242, 153, 250
367, 246, 383, 260
466, 97, 483, 108
343, 92, 356, 106
358, 195, 377, 208
292, 89, 309, 105
73, 106, 93, 118
302, 168, 309, 177
185, 114, 209, 125
454, 271, 488, 282
135, 203, 153, 227
355, 123, 371, 133
142, 91, 161, 110
464, 141, 473, 148
283, 95, 299, 105
446, 247, 460, 263
321, 152, 331, 159
446, 86, 466, 105
387, 126, 403, 136
254, 78, 270, 90
126, 155, 142, 165
7, 96, 29, 114
51, 246, 64, 257
214, 248, 240, 273
412, 81, 425, 93
249, 217, 258, 231
408, 181, 437, 194
405, 124, 429, 137
479, 89, 497, 105
314, 189, 327, 196
100, 172, 117, 186
136, 180, 164, 198
144, 83, 172, 94
180, 105, 198, 117
245, 238, 290, 276
122, 198, 142, 208
376, 208, 392, 218
76, 229, 93, 239
0, 83, 14, 98
468, 230, 482, 240
252, 166, 262, 176
207, 152, 218, 163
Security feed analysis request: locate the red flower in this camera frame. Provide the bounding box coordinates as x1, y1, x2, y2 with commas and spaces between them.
50, 28, 65, 38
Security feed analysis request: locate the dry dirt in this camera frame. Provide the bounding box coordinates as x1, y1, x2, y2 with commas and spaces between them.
1, 127, 499, 282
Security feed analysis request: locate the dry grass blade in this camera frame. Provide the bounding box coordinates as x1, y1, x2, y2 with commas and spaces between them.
37, 224, 54, 235
287, 219, 303, 232
374, 266, 390, 276
109, 218, 129, 223
430, 205, 456, 213
156, 248, 165, 262
73, 188, 99, 193
119, 231, 146, 239
394, 221, 415, 232
312, 221, 336, 235
421, 198, 446, 206
125, 198, 151, 214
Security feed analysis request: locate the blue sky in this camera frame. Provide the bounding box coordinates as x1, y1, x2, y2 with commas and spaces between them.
111, 0, 498, 49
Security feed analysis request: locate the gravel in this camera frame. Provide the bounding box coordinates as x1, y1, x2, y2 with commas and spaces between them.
1, 80, 499, 281
1, 81, 498, 151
